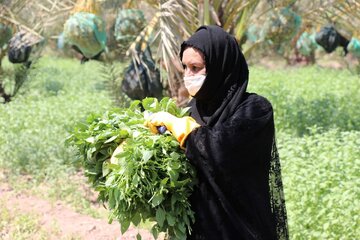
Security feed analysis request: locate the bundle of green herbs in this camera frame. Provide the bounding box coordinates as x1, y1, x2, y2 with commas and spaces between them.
66, 97, 197, 239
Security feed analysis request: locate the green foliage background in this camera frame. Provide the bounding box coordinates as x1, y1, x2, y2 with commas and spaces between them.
249, 67, 360, 239
249, 67, 360, 135
0, 57, 112, 178
0, 57, 359, 239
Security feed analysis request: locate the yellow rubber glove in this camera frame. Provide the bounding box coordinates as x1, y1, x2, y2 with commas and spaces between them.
145, 112, 200, 148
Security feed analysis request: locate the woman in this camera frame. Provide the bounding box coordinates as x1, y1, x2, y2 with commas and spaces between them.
146, 25, 288, 240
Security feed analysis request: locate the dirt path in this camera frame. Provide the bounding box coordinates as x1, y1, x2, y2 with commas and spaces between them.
0, 183, 155, 240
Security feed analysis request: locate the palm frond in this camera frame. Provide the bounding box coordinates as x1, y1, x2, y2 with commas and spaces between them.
125, 0, 197, 99
157, 0, 197, 95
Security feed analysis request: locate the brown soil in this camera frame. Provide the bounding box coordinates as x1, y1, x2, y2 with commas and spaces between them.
0, 183, 155, 240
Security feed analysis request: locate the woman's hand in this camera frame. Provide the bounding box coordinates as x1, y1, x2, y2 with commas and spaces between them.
145, 111, 200, 148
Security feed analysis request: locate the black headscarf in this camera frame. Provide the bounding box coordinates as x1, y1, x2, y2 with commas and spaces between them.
180, 25, 249, 126
180, 25, 288, 240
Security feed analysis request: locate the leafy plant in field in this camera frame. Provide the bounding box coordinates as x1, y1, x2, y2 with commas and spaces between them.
0, 57, 112, 178
67, 97, 197, 240
248, 66, 360, 135
278, 128, 360, 239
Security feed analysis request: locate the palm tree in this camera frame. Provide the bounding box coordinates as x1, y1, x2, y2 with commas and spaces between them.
122, 0, 273, 103
122, 0, 197, 104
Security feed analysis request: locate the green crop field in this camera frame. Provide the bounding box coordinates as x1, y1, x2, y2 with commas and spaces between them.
0, 57, 359, 239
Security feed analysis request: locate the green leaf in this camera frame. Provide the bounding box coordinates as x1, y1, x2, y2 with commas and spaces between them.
166, 214, 176, 226
129, 100, 141, 111
142, 98, 159, 111
136, 233, 142, 240
170, 152, 180, 161
85, 137, 95, 143
183, 215, 190, 228
132, 174, 140, 186
114, 189, 121, 201
160, 177, 169, 187
132, 212, 141, 226
105, 174, 116, 187
151, 193, 164, 207
104, 135, 117, 143
156, 208, 166, 227
109, 192, 116, 209
118, 129, 129, 138
171, 194, 178, 208
174, 224, 187, 240
108, 215, 113, 224
141, 150, 153, 162
159, 97, 171, 107
151, 225, 159, 239
102, 161, 110, 177
106, 163, 121, 171
179, 107, 191, 117
169, 160, 181, 170
120, 219, 130, 234
169, 169, 179, 182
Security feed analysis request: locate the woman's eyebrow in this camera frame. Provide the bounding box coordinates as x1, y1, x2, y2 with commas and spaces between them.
183, 60, 204, 65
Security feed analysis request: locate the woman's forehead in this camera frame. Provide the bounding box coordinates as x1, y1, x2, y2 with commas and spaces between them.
182, 47, 205, 64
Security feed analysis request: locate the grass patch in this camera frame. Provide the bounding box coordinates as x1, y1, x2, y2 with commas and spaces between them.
0, 199, 50, 240
249, 66, 360, 135
0, 57, 116, 217
278, 128, 360, 239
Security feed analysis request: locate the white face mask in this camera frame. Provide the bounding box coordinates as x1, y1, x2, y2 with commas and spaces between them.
183, 74, 206, 96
